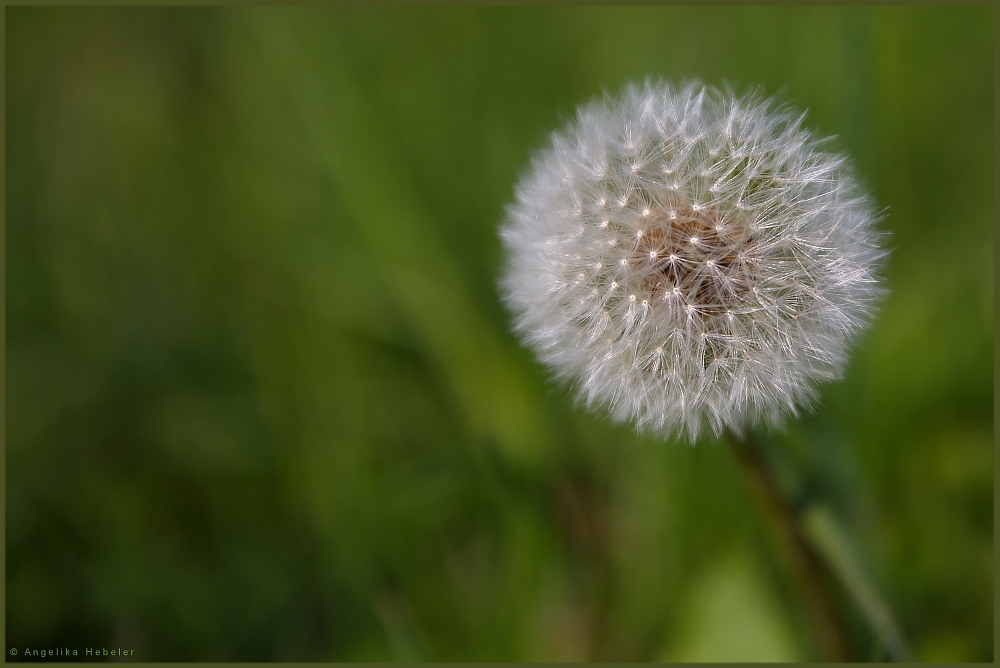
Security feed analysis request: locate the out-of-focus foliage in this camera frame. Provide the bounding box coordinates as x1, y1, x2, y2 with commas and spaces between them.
6, 6, 992, 661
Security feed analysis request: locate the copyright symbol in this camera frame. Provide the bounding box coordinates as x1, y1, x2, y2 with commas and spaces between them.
10, 648, 16, 655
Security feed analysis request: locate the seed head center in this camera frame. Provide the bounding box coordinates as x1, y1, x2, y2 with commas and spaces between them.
628, 203, 752, 315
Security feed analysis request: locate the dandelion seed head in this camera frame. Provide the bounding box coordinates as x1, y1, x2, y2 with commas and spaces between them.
499, 81, 886, 442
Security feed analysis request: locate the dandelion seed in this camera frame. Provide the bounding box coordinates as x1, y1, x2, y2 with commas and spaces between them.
499, 81, 886, 441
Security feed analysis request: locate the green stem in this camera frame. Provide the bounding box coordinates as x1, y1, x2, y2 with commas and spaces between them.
728, 432, 852, 661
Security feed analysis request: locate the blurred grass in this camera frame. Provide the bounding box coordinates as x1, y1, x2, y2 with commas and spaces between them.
6, 6, 993, 661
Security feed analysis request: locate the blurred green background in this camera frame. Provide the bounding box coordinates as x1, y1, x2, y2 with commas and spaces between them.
6, 6, 992, 662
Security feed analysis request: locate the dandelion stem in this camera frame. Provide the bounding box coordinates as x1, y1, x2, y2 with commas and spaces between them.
728, 432, 852, 661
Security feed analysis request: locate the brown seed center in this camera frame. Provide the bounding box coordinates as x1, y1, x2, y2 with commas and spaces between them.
629, 203, 753, 314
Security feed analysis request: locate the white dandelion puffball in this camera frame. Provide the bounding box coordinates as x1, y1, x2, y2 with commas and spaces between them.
500, 81, 885, 442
